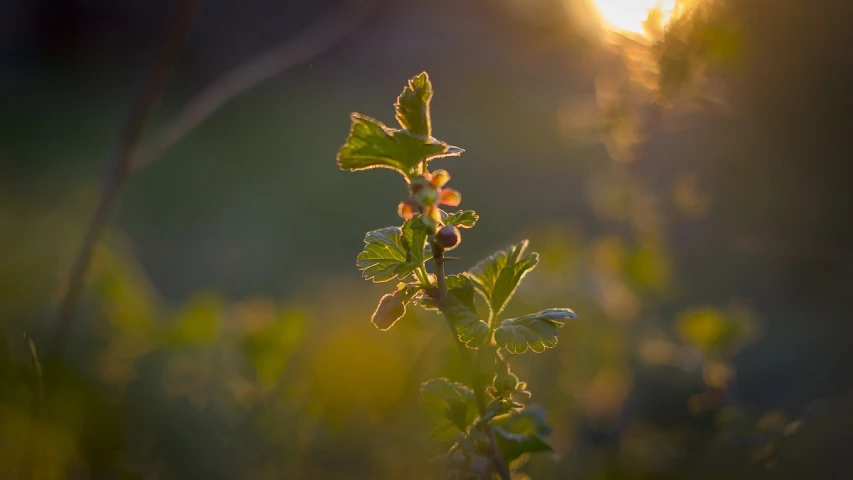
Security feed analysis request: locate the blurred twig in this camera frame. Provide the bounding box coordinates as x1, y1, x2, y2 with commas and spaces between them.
130, 0, 374, 174
47, 0, 203, 362
48, 0, 373, 361
23, 334, 45, 418
23, 333, 46, 480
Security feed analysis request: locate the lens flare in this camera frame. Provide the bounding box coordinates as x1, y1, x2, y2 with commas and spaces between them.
593, 0, 677, 34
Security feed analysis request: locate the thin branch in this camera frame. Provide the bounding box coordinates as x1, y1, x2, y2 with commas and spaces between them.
48, 0, 372, 362
130, 0, 374, 174
23, 333, 46, 480
23, 334, 45, 418
47, 0, 203, 362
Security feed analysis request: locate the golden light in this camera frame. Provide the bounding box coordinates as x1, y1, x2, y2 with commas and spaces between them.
593, 0, 677, 35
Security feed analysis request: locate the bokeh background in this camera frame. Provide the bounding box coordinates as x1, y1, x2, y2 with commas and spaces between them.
1, 0, 852, 478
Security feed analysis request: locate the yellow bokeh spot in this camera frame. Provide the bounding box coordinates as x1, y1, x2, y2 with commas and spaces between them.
676, 307, 729, 350
304, 326, 410, 421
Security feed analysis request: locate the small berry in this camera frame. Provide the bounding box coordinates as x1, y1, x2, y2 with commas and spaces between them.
436, 225, 461, 250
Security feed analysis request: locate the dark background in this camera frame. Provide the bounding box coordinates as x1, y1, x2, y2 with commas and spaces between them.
1, 0, 852, 478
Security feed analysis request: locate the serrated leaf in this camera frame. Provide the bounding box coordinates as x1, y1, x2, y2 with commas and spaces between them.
422, 275, 489, 348
466, 240, 539, 316
492, 406, 553, 461
420, 378, 477, 440
395, 72, 432, 137
442, 210, 479, 229
337, 113, 463, 179
493, 308, 577, 354
402, 218, 431, 267
357, 227, 413, 282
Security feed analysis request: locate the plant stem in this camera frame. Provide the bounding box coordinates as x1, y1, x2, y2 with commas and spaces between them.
416, 266, 431, 286
432, 245, 511, 480
47, 0, 202, 362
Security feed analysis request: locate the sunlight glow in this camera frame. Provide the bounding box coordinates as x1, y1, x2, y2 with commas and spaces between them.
593, 0, 677, 34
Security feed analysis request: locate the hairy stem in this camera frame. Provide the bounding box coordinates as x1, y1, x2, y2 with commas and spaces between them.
432, 244, 511, 480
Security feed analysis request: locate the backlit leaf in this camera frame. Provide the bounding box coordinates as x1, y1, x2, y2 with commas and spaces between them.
493, 308, 577, 354
395, 72, 432, 137
356, 227, 410, 283
492, 406, 553, 461
442, 210, 479, 229
420, 378, 477, 440
357, 225, 434, 284
466, 240, 539, 316
402, 218, 431, 267
337, 113, 462, 179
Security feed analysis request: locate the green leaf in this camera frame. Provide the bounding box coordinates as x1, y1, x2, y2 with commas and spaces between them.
424, 275, 489, 348
337, 113, 463, 179
395, 72, 432, 137
466, 240, 539, 316
442, 210, 479, 229
494, 427, 552, 462
493, 308, 577, 354
357, 226, 433, 283
490, 267, 517, 318
402, 218, 431, 267
492, 406, 553, 462
420, 378, 478, 440
356, 227, 411, 282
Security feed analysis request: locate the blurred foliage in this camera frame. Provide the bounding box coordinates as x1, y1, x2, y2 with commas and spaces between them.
0, 151, 844, 478
1, 0, 852, 477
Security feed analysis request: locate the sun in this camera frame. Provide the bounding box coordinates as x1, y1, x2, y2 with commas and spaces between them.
593, 0, 677, 34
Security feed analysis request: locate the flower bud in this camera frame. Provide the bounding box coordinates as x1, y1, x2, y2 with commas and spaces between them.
410, 175, 438, 207
397, 199, 419, 220
436, 225, 461, 250
493, 370, 520, 393
371, 292, 406, 330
